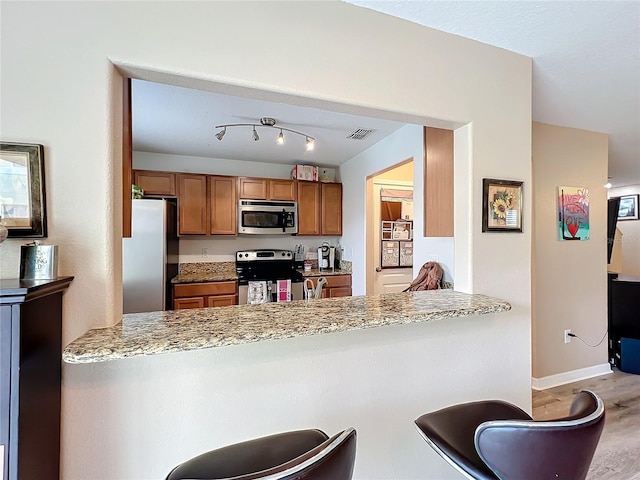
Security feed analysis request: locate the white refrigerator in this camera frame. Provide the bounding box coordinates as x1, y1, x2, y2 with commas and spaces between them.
123, 199, 178, 313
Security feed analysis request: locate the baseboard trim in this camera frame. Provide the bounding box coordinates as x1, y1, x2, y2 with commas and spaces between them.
532, 363, 612, 390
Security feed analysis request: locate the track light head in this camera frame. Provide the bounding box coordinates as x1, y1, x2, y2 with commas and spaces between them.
306, 137, 315, 151
215, 128, 226, 141
252, 127, 259, 141
277, 129, 284, 145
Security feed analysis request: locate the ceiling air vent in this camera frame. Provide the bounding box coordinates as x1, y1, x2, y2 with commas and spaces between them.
346, 128, 376, 140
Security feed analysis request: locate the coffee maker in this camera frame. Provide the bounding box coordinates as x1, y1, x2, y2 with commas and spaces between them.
317, 242, 335, 271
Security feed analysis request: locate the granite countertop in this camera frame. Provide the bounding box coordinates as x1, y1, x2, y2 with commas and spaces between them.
63, 290, 510, 364
171, 262, 237, 284
300, 268, 350, 277
172, 270, 238, 283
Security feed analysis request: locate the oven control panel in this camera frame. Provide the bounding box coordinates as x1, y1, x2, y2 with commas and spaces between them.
236, 250, 293, 261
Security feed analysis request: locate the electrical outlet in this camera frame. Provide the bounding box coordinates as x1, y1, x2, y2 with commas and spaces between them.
564, 329, 572, 344
201, 248, 208, 258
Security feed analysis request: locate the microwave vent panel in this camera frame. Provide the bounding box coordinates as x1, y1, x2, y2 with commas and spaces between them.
346, 128, 376, 140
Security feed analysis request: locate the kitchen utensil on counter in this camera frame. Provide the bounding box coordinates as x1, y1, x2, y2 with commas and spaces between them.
304, 277, 327, 300
318, 242, 331, 270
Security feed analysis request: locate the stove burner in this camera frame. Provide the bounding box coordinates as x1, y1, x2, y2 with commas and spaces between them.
236, 249, 302, 285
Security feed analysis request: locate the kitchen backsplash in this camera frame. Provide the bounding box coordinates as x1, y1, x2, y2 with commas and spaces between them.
178, 262, 235, 275
178, 259, 352, 275
179, 236, 343, 263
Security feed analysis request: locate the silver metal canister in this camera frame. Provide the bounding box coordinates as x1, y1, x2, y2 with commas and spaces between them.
19, 241, 59, 280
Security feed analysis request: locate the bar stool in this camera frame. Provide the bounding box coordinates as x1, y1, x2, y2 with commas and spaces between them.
414, 390, 605, 479
166, 427, 357, 480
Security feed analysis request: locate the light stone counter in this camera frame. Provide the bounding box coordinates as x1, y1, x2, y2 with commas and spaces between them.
63, 290, 510, 364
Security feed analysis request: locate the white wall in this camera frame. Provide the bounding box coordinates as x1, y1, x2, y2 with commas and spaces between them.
134, 151, 296, 179
134, 151, 339, 262
608, 185, 640, 276
342, 125, 455, 294
1, 2, 532, 478
531, 122, 609, 383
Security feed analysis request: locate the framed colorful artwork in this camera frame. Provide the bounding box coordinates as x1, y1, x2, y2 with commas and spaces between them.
558, 186, 589, 240
482, 179, 523, 232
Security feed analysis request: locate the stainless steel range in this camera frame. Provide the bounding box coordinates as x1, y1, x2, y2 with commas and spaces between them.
236, 249, 304, 304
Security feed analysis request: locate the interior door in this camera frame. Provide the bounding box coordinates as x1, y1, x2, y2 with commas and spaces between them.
372, 182, 413, 294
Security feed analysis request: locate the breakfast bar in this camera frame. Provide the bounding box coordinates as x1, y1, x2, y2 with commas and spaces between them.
63, 290, 510, 364
62, 290, 527, 479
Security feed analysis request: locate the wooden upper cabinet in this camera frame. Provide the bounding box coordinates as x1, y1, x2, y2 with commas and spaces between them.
209, 175, 237, 235
238, 177, 268, 199
238, 177, 296, 201
133, 170, 176, 196
269, 179, 296, 201
321, 183, 342, 235
297, 181, 321, 235
424, 126, 454, 237
178, 174, 208, 235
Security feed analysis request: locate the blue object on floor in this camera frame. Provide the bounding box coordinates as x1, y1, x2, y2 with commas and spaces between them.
620, 337, 640, 375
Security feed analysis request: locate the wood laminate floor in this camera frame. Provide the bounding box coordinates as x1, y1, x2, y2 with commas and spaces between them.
533, 369, 640, 479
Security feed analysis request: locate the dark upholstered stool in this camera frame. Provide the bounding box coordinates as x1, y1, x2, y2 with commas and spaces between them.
166, 427, 356, 480
415, 390, 605, 480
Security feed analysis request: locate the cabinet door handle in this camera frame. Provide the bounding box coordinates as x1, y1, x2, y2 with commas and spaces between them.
375, 267, 382, 272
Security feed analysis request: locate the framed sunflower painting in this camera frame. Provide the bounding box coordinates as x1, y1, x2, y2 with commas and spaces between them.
482, 178, 523, 232
557, 186, 589, 240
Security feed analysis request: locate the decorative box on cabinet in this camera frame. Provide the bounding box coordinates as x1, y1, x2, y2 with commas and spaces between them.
1, 277, 73, 480
173, 281, 238, 309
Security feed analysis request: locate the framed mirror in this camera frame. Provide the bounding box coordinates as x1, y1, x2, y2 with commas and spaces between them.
0, 142, 47, 238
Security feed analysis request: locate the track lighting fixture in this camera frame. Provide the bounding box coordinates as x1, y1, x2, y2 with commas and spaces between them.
214, 117, 315, 151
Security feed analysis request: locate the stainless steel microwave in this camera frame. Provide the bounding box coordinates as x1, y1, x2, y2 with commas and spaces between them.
238, 200, 298, 234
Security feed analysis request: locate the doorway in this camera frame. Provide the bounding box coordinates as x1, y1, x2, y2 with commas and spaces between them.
366, 159, 414, 295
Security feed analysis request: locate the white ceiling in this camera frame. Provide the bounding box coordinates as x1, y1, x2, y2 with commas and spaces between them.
132, 80, 407, 168
345, 0, 640, 187
132, 1, 639, 186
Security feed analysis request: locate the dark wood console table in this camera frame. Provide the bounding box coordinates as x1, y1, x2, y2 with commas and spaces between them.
1, 277, 73, 480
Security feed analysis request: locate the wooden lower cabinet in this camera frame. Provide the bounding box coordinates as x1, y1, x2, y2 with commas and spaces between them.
304, 274, 352, 299
173, 281, 238, 309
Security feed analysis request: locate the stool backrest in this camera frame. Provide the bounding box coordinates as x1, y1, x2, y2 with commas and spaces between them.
243, 427, 357, 480
474, 390, 605, 480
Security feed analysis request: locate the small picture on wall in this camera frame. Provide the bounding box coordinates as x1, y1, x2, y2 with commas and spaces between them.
482, 178, 523, 232
558, 186, 589, 240
617, 194, 638, 221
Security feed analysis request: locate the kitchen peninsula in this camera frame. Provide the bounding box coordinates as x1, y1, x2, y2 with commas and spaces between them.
62, 290, 522, 479
63, 290, 509, 363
